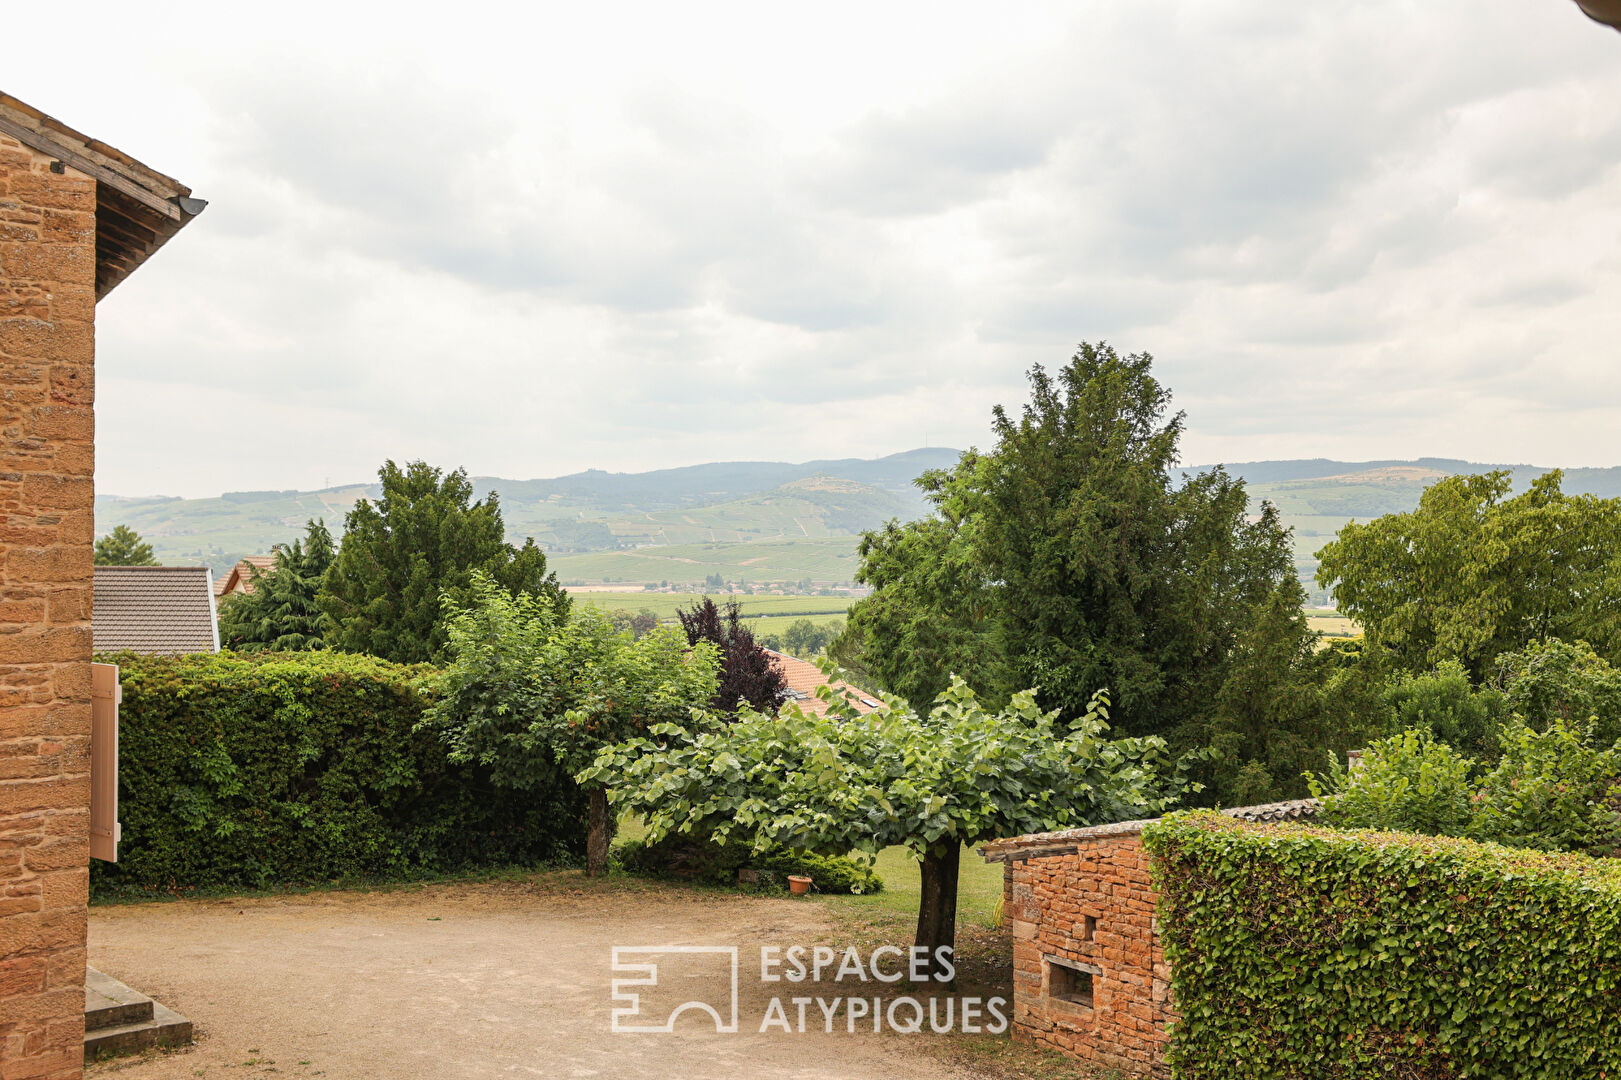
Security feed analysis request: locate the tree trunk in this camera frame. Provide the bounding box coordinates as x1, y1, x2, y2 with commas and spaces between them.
913, 844, 961, 983
586, 785, 611, 877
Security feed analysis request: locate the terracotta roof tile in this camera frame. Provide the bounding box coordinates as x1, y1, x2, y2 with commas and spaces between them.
94, 566, 220, 655
765, 649, 882, 716
215, 555, 277, 597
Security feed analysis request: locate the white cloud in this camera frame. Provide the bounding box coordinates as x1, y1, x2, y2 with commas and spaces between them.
8, 0, 1620, 496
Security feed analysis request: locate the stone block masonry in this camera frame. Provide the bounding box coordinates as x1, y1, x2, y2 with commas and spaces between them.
0, 136, 97, 1080
981, 799, 1320, 1077
1003, 835, 1173, 1079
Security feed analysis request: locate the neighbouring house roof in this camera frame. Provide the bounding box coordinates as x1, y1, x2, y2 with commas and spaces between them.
93, 566, 220, 655
0, 91, 206, 298
978, 798, 1322, 863
765, 649, 883, 717
214, 556, 277, 598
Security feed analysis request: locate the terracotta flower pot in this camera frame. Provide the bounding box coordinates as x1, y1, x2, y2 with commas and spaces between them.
787, 875, 813, 895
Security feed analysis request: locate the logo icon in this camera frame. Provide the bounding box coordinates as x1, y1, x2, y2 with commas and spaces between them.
610, 946, 739, 1033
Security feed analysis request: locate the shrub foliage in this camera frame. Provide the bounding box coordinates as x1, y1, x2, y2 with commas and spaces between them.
1145, 812, 1621, 1080
615, 837, 883, 895
92, 651, 586, 897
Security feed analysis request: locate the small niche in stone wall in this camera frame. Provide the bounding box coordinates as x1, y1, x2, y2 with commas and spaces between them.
1081, 914, 1098, 941
1045, 956, 1101, 1009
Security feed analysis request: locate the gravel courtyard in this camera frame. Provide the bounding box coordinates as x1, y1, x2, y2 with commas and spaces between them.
86, 877, 992, 1080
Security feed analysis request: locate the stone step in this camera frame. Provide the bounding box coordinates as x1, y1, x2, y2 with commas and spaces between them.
84, 968, 193, 1060
86, 967, 153, 1031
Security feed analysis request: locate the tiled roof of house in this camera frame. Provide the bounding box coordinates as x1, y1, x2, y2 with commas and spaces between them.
766, 649, 882, 716
978, 798, 1322, 863
213, 556, 277, 597
94, 566, 220, 655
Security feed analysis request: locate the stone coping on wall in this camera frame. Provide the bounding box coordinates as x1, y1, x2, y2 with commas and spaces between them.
978, 798, 1321, 863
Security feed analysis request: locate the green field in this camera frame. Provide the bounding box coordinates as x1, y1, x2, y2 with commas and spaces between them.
573, 591, 853, 637
550, 537, 862, 586
1305, 610, 1358, 638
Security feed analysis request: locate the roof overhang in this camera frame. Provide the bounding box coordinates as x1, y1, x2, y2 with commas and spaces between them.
0, 91, 205, 299
1576, 0, 1621, 30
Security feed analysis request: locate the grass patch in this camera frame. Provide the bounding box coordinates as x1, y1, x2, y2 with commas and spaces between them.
816, 845, 1004, 928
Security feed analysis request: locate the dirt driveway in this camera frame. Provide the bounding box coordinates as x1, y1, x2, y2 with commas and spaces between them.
87, 877, 990, 1080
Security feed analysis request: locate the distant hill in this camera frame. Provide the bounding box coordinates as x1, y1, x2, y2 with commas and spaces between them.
97, 452, 1621, 594
94, 448, 960, 582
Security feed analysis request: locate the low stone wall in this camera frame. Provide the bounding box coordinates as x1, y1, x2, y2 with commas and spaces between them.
1003, 834, 1172, 1078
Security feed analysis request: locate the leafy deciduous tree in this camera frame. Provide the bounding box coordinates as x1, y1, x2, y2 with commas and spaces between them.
582, 677, 1189, 978
1317, 470, 1621, 678
424, 575, 719, 876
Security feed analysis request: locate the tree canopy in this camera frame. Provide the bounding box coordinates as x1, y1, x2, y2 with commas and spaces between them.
217, 520, 336, 652
838, 343, 1298, 751
94, 525, 158, 566
317, 460, 567, 663
582, 675, 1189, 977
677, 596, 787, 716
424, 574, 719, 875
1317, 470, 1621, 678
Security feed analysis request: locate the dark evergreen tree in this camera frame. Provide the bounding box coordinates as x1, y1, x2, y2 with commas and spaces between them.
217, 520, 337, 652
317, 460, 568, 663
94, 525, 158, 566
840, 343, 1301, 755
677, 597, 788, 716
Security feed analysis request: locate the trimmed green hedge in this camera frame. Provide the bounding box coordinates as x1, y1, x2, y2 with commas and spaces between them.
92, 651, 585, 898
1144, 812, 1621, 1080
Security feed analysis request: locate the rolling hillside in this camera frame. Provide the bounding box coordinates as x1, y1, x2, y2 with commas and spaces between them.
96, 451, 1621, 593
94, 449, 957, 582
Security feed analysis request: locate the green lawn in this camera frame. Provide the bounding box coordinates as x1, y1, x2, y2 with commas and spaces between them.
614, 818, 1003, 929
823, 845, 1004, 928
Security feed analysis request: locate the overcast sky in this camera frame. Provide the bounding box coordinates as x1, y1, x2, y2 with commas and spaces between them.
11, 1, 1621, 497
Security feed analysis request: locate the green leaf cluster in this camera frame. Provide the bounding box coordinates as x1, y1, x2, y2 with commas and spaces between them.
1145, 813, 1621, 1079
615, 836, 884, 894
217, 519, 337, 652
582, 676, 1188, 860
91, 650, 586, 898
1310, 721, 1621, 858
94, 524, 158, 566
422, 573, 721, 785
835, 345, 1327, 808
317, 460, 568, 663
1317, 470, 1621, 678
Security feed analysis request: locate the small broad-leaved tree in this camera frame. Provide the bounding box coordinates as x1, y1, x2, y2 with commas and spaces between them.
581, 674, 1189, 978
423, 574, 720, 876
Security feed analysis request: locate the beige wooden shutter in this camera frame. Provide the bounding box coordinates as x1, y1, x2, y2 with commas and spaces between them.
90, 662, 121, 863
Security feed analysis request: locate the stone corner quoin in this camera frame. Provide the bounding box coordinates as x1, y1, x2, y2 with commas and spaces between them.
0, 133, 99, 1080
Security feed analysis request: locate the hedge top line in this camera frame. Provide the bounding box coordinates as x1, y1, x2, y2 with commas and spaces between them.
977, 797, 1321, 864
1144, 810, 1621, 893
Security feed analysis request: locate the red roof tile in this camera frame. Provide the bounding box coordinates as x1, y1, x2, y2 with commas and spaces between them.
765, 649, 882, 716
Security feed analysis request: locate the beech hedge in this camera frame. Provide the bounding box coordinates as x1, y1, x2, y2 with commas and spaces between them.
1144, 812, 1621, 1080
91, 651, 585, 898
